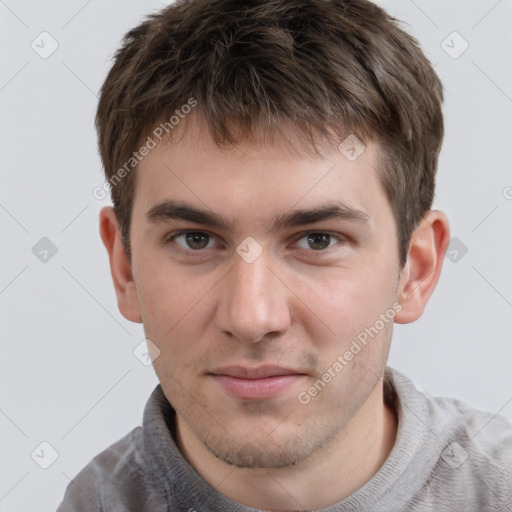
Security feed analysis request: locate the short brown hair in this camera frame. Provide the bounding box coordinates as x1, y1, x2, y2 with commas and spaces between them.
95, 0, 444, 266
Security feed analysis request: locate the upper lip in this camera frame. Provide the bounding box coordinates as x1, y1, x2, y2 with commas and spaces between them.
209, 365, 305, 379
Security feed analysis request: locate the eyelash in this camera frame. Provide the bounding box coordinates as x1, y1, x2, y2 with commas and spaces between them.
164, 230, 347, 256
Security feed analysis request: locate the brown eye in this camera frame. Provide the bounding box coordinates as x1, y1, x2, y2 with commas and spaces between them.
170, 232, 215, 251
185, 232, 210, 250
295, 232, 341, 251
307, 233, 332, 250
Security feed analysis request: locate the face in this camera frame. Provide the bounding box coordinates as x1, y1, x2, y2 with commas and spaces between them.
127, 119, 404, 469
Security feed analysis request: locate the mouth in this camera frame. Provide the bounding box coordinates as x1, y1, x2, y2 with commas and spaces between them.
208, 365, 307, 400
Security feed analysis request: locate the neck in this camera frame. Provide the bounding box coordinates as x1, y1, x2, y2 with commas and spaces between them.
176, 379, 397, 510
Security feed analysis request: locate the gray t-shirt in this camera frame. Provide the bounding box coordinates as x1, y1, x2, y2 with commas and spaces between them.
56, 367, 512, 511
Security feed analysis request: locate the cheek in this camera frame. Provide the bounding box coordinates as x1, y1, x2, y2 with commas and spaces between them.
286, 265, 397, 399
135, 265, 217, 372
291, 266, 392, 340
136, 258, 207, 328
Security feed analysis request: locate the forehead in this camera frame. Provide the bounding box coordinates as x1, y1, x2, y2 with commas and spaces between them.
132, 118, 389, 230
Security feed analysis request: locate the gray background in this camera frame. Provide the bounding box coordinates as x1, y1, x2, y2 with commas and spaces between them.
1, 1, 511, 510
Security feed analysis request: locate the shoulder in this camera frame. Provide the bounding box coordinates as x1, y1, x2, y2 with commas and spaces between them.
389, 367, 512, 465
386, 368, 512, 511
438, 394, 512, 471
56, 427, 168, 511
420, 394, 512, 511
432, 393, 512, 462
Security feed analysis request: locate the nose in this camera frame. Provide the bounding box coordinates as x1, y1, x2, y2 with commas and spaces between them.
215, 250, 292, 344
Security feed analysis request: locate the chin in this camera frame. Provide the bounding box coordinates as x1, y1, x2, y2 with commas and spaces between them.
206, 436, 315, 469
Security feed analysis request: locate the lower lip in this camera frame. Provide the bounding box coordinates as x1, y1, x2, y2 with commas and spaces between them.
211, 374, 304, 400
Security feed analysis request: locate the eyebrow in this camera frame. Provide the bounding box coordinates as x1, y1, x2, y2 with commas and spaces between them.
146, 200, 370, 232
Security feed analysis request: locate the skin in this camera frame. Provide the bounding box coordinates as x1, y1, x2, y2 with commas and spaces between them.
100, 115, 450, 510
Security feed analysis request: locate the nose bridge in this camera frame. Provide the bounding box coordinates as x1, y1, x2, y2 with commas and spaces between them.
217, 249, 290, 343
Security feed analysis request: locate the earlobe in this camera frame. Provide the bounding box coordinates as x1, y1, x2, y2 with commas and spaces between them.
99, 206, 143, 323
394, 210, 450, 324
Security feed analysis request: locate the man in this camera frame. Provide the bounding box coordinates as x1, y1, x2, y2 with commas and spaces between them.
58, 0, 512, 510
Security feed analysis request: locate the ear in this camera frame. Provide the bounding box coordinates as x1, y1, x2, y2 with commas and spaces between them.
99, 206, 142, 323
394, 210, 450, 324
